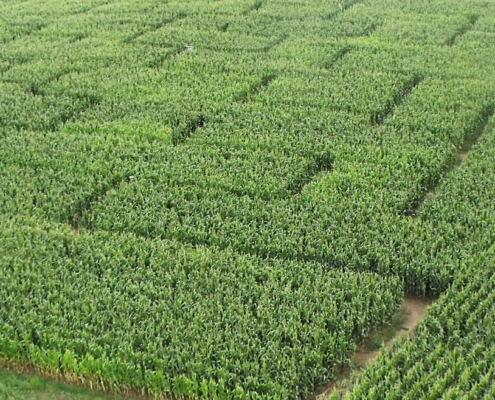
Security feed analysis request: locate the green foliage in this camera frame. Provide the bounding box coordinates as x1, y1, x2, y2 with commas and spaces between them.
0, 218, 402, 398
2, 0, 495, 398
337, 251, 495, 399
335, 114, 495, 399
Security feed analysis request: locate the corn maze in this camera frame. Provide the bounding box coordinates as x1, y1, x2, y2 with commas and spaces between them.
1, 0, 495, 398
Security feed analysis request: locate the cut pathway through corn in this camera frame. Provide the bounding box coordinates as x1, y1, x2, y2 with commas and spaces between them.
316, 296, 434, 399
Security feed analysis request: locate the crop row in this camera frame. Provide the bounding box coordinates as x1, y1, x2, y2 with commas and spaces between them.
2, 0, 495, 398
0, 216, 402, 399
335, 113, 495, 398
336, 249, 495, 399
80, 76, 493, 293
2, 80, 492, 294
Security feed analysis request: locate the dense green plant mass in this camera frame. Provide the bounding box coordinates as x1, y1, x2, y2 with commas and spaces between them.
0, 217, 402, 398
335, 249, 495, 399
2, 0, 495, 398
335, 112, 495, 399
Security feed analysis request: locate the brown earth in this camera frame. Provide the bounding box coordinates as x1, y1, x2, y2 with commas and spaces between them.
458, 151, 469, 162
315, 296, 434, 399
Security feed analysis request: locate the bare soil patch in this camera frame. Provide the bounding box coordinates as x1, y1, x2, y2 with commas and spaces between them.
71, 224, 80, 237
315, 296, 434, 399
458, 151, 469, 162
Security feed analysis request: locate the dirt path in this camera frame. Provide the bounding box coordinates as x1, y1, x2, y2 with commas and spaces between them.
458, 150, 469, 162
316, 296, 434, 399
353, 296, 433, 366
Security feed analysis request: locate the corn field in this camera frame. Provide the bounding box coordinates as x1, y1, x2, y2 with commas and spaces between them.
1, 0, 495, 398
